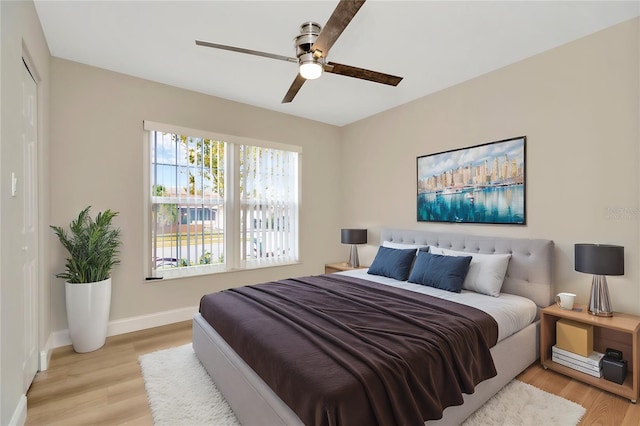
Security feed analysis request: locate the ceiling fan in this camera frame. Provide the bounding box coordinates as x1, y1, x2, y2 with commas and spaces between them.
195, 0, 403, 104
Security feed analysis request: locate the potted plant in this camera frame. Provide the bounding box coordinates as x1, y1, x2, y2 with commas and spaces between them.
51, 206, 121, 353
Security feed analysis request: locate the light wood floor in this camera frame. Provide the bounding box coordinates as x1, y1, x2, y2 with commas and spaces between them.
25, 321, 192, 426
25, 320, 640, 425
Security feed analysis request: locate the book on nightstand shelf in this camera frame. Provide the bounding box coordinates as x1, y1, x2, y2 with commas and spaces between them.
552, 345, 604, 378
552, 345, 604, 368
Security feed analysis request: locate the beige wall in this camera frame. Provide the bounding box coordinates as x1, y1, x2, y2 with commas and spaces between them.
49, 58, 342, 331
1, 0, 51, 423
340, 18, 640, 315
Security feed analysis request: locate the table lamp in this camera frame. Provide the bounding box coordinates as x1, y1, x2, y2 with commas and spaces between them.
574, 243, 624, 317
341, 229, 367, 268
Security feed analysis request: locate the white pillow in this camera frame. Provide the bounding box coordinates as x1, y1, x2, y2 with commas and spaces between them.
428, 246, 511, 297
382, 240, 428, 254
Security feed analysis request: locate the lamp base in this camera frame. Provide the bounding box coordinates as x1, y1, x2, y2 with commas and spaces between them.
588, 275, 613, 317
347, 245, 360, 268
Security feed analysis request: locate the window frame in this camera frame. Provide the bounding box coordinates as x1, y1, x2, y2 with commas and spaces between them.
142, 121, 302, 280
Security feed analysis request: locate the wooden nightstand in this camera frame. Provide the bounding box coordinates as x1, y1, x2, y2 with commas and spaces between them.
540, 303, 640, 402
324, 262, 367, 274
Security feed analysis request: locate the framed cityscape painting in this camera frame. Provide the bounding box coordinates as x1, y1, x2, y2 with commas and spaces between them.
417, 136, 526, 225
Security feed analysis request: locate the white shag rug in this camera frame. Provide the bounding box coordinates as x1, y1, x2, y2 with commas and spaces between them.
139, 344, 239, 426
462, 380, 585, 426
139, 344, 585, 426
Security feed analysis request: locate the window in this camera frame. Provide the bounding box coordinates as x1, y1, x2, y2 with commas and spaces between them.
144, 121, 300, 279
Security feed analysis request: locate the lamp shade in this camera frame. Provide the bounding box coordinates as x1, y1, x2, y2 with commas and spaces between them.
575, 243, 624, 276
341, 229, 367, 245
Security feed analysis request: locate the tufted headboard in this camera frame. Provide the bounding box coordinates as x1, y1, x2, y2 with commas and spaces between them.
380, 228, 555, 309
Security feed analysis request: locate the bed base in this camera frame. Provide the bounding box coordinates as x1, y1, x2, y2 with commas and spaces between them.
193, 312, 539, 425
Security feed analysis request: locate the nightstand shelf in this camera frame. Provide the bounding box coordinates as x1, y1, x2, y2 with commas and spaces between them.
324, 262, 367, 274
540, 304, 640, 402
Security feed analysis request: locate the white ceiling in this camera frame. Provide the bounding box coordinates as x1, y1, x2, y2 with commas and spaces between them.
34, 1, 639, 126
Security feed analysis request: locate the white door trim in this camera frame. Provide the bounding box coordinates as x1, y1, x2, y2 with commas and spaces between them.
21, 57, 39, 390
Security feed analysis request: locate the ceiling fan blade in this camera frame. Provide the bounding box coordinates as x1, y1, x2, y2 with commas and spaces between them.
195, 40, 297, 63
312, 0, 366, 58
325, 62, 403, 86
282, 74, 307, 104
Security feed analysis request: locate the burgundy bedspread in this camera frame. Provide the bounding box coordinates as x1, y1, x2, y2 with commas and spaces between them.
199, 274, 498, 426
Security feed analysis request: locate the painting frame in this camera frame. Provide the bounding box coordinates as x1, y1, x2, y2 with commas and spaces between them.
416, 136, 526, 225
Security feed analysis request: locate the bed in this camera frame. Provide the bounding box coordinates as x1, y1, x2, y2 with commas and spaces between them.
193, 228, 554, 425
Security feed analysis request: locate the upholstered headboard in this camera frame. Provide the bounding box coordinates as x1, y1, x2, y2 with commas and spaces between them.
380, 228, 554, 309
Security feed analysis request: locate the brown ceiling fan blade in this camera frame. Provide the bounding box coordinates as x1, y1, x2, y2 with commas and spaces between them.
312, 0, 366, 57
325, 62, 403, 86
282, 74, 307, 103
195, 40, 297, 63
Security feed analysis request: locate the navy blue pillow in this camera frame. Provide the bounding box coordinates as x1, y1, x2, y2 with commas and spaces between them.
408, 251, 472, 293
367, 246, 417, 281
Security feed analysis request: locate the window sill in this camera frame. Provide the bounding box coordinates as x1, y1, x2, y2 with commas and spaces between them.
147, 259, 301, 281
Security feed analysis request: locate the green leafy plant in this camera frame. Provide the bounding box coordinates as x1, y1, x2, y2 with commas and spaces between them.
51, 206, 122, 283
199, 251, 212, 264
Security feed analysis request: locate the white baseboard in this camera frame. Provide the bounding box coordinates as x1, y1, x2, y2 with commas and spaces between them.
9, 394, 27, 426
51, 328, 71, 349
39, 333, 54, 371
51, 306, 198, 349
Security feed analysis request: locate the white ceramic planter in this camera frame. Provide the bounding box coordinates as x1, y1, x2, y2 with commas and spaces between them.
65, 278, 112, 353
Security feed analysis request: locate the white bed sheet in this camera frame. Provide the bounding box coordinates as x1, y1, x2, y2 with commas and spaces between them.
339, 268, 537, 342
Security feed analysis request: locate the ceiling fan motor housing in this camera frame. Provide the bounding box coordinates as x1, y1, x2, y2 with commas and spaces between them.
295, 22, 322, 58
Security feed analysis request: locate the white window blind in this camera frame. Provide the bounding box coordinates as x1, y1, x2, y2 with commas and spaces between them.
240, 145, 299, 264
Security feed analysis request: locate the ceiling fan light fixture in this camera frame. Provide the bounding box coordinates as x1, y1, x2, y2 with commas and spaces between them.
299, 52, 323, 80
299, 62, 323, 80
